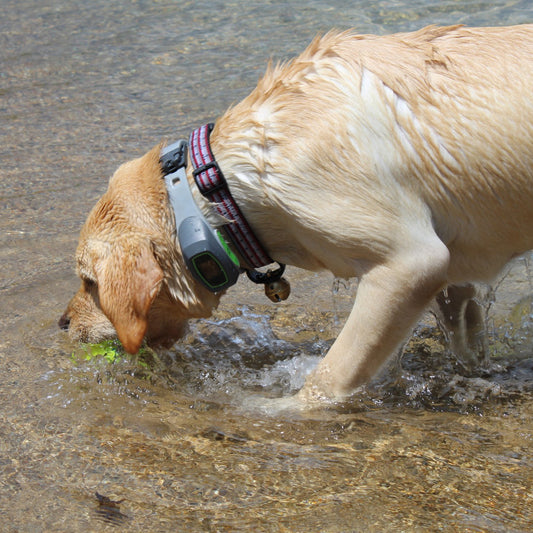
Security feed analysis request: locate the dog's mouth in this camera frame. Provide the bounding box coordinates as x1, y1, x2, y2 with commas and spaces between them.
59, 309, 118, 345
59, 302, 190, 352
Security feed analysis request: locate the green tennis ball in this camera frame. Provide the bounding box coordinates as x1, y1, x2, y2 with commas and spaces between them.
71, 340, 156, 372
76, 339, 123, 364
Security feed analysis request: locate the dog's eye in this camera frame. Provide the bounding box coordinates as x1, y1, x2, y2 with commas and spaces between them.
83, 278, 97, 290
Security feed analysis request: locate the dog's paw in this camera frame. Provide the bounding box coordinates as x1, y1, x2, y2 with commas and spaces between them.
243, 390, 339, 417
241, 395, 303, 416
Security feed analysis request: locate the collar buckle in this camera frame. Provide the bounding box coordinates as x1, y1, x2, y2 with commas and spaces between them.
160, 140, 187, 175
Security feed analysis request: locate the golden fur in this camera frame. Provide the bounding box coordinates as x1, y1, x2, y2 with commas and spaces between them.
61, 25, 533, 401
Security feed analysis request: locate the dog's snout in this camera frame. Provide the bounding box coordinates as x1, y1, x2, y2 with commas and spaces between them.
58, 312, 70, 331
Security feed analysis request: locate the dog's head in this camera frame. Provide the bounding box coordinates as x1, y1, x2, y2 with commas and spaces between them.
60, 145, 222, 353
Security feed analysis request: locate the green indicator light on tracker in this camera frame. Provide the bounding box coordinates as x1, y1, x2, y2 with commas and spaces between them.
216, 230, 240, 267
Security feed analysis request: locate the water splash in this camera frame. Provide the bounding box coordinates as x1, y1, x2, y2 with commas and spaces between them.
256, 354, 320, 394
523, 252, 533, 291
170, 307, 328, 401
331, 277, 358, 328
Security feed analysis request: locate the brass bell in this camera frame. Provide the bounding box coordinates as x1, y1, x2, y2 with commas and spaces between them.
264, 277, 291, 302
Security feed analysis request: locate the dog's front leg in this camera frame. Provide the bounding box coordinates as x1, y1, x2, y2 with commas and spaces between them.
299, 244, 449, 401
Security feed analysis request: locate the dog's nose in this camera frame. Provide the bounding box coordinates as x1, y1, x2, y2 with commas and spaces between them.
58, 312, 70, 331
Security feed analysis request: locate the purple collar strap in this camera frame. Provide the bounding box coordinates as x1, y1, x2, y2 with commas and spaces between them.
189, 123, 273, 269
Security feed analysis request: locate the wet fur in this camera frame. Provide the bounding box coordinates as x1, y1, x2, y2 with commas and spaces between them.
61, 25, 533, 401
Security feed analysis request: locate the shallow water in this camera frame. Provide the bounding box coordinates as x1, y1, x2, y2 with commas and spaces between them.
1, 0, 532, 531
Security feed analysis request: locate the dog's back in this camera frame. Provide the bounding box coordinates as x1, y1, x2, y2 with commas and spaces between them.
214, 25, 533, 282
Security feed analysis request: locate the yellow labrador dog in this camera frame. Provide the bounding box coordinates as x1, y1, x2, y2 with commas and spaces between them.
60, 25, 533, 401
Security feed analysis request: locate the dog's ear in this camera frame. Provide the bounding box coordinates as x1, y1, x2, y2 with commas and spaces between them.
95, 239, 164, 353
